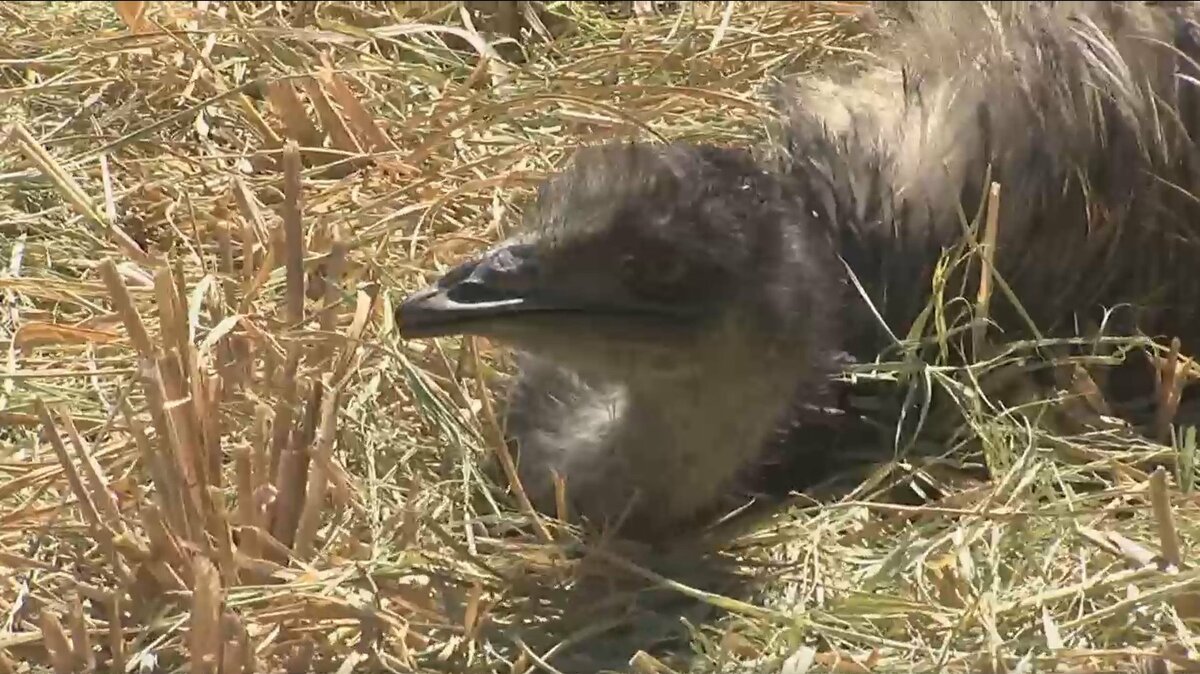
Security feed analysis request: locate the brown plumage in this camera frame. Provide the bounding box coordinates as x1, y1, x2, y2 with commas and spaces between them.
396, 1, 1200, 540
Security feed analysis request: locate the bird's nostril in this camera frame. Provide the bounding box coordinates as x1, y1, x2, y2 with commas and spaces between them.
447, 280, 516, 305
439, 259, 480, 287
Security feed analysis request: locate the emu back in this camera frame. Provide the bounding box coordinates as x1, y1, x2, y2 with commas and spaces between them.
771, 1, 1200, 362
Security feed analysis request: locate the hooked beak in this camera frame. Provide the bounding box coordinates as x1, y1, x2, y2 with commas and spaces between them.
397, 242, 565, 339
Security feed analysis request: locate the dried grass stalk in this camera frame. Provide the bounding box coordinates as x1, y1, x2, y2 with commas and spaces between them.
189, 557, 223, 674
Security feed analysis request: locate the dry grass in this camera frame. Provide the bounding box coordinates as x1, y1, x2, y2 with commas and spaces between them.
0, 1, 1198, 673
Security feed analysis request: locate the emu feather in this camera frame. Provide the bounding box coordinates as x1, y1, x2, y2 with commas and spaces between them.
397, 1, 1200, 539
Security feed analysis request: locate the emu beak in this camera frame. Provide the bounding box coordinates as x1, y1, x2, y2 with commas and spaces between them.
398, 241, 706, 342
397, 242, 557, 339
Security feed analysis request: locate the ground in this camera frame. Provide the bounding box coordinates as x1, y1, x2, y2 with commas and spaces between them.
0, 2, 1198, 673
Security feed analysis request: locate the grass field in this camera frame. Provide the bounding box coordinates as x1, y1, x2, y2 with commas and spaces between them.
2, 1, 1199, 672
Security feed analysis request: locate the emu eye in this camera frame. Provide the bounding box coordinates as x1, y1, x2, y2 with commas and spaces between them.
620, 250, 691, 303
658, 257, 688, 285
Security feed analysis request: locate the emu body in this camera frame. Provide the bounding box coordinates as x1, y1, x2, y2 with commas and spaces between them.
397, 2, 1200, 539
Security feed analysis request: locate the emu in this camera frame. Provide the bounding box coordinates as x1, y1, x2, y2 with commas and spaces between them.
397, 2, 1200, 540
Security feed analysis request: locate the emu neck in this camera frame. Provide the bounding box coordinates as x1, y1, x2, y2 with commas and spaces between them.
603, 355, 809, 532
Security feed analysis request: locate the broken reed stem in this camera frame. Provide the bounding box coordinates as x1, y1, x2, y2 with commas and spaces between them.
125, 378, 197, 544
1156, 336, 1184, 445
208, 486, 240, 585
267, 80, 325, 150
553, 470, 569, 525
295, 374, 341, 560
231, 173, 272, 360
98, 259, 155, 359
141, 503, 191, 590
233, 445, 258, 558
1150, 466, 1183, 569
53, 404, 123, 534
37, 609, 73, 674
272, 381, 319, 549
67, 592, 94, 673
109, 594, 125, 674
195, 369, 224, 495
315, 226, 348, 367
301, 77, 364, 160
119, 396, 183, 530
238, 525, 294, 567
973, 181, 1001, 356
139, 358, 207, 550
267, 140, 309, 551
189, 556, 223, 674
35, 399, 104, 533
231, 176, 268, 249
318, 69, 400, 153
156, 350, 216, 544
213, 223, 240, 393
154, 266, 186, 380
267, 349, 299, 490
102, 255, 218, 551
222, 613, 256, 673
331, 285, 377, 384
251, 403, 272, 530
281, 140, 306, 329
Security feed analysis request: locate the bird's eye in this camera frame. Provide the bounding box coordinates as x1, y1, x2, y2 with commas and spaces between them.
619, 254, 639, 284
658, 257, 687, 285
620, 249, 692, 303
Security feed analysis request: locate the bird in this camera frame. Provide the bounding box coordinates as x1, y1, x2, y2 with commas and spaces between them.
395, 1, 1200, 541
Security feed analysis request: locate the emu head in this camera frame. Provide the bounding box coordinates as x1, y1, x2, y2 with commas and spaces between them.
398, 141, 840, 385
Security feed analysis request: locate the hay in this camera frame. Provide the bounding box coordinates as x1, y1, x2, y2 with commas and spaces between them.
0, 1, 1196, 672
